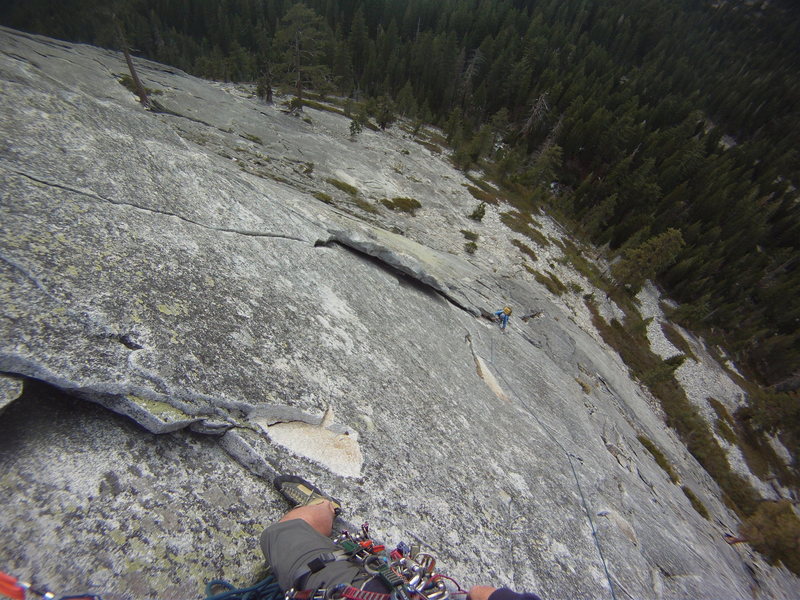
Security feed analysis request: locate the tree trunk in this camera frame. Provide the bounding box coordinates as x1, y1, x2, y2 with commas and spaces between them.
114, 19, 151, 110
294, 29, 303, 107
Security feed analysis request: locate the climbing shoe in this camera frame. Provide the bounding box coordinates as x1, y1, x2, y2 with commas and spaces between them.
273, 475, 342, 515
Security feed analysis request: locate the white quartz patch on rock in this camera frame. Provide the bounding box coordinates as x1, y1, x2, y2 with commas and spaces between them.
255, 408, 363, 478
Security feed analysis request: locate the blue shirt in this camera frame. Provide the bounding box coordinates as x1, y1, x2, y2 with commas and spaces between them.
494, 310, 510, 328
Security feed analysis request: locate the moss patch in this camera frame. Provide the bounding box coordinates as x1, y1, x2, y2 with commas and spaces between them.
240, 133, 263, 145
354, 197, 379, 214
413, 138, 442, 154
637, 435, 680, 484
512, 239, 537, 262
682, 486, 710, 519
313, 192, 334, 205
529, 268, 567, 296
380, 197, 422, 214
500, 211, 550, 247
326, 178, 359, 196
117, 73, 162, 96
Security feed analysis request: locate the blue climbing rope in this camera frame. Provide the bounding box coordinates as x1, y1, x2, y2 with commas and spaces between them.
204, 574, 283, 600
483, 331, 619, 600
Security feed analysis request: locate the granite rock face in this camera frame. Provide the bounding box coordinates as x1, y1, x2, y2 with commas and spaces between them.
1, 27, 797, 599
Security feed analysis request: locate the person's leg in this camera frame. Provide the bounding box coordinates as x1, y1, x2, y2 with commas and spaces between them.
279, 499, 337, 537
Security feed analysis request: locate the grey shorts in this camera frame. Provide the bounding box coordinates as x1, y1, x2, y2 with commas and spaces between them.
260, 519, 375, 592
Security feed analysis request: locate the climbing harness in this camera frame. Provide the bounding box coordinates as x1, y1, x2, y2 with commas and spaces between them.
284, 523, 465, 600
0, 572, 101, 600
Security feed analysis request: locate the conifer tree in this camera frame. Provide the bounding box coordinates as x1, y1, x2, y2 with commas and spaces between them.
273, 4, 332, 106
612, 228, 685, 292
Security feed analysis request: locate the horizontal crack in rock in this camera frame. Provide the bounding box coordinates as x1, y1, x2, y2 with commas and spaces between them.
6, 167, 310, 243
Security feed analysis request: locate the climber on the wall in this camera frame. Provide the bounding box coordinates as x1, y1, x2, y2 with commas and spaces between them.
493, 306, 512, 331
261, 475, 543, 600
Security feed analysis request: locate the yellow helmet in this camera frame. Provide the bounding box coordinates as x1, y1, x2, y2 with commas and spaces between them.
503, 306, 512, 315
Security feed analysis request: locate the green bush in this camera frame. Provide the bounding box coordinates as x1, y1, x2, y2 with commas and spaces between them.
466, 185, 496, 204
326, 178, 359, 196
468, 202, 486, 221
461, 230, 479, 241
464, 241, 478, 254
682, 486, 710, 520
661, 322, 697, 361
708, 398, 739, 445
414, 138, 442, 153
381, 197, 422, 214
500, 211, 550, 247
530, 269, 567, 296
313, 191, 334, 205
240, 133, 263, 144
118, 73, 162, 96
637, 435, 680, 484
741, 500, 800, 576
354, 197, 378, 214
568, 282, 583, 293
512, 239, 537, 262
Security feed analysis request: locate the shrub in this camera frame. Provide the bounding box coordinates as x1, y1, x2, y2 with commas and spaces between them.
313, 192, 334, 205
414, 138, 442, 153
464, 176, 503, 204
240, 133, 263, 144
512, 239, 537, 262
530, 269, 567, 296
461, 230, 479, 241
466, 185, 496, 204
381, 197, 422, 214
301, 98, 346, 116
349, 118, 363, 138
661, 322, 697, 361
741, 500, 800, 575
354, 197, 378, 214
682, 486, 710, 520
708, 398, 739, 445
464, 241, 478, 254
637, 435, 680, 484
469, 202, 486, 221
117, 73, 162, 96
500, 211, 550, 247
326, 178, 359, 196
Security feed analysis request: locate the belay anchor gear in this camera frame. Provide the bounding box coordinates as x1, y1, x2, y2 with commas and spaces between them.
284, 524, 465, 600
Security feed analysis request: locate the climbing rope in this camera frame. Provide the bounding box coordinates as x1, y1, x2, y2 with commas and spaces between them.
204, 574, 282, 600
481, 330, 619, 600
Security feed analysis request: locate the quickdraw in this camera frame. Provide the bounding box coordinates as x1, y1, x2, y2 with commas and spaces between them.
284, 524, 465, 600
